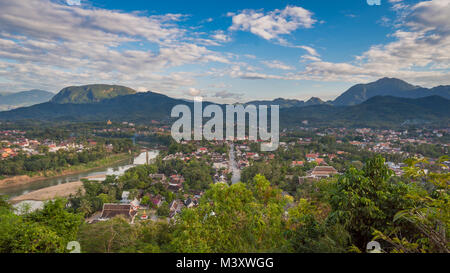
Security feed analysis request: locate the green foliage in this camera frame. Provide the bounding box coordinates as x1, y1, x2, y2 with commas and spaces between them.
373, 156, 449, 253
327, 155, 413, 248
77, 216, 172, 253
169, 175, 289, 252
0, 198, 83, 253
77, 216, 136, 253
51, 84, 136, 104
157, 202, 170, 217
1, 153, 448, 254
285, 199, 350, 253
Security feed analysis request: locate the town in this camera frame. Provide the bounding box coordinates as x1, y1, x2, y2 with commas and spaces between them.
2, 121, 448, 227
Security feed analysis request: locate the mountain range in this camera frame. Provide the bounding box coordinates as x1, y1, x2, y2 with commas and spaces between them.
0, 78, 449, 127
245, 97, 329, 108
333, 77, 450, 105
279, 95, 450, 127
0, 90, 54, 111
246, 78, 450, 107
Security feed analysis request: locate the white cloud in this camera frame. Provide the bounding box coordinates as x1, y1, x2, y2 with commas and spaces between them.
261, 60, 294, 70
136, 87, 149, 92
0, 0, 229, 93
229, 6, 316, 41
66, 0, 81, 6
300, 55, 321, 62
187, 87, 202, 96
212, 30, 231, 43
213, 90, 243, 100
298, 45, 319, 56
292, 0, 450, 87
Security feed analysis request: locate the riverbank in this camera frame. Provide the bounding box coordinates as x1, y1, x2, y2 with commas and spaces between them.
0, 153, 132, 190
9, 181, 84, 204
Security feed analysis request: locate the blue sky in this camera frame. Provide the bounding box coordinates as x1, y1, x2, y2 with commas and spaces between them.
0, 0, 449, 103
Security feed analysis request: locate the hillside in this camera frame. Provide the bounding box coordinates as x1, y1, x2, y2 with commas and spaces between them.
51, 84, 136, 104
280, 95, 450, 128
0, 90, 54, 111
246, 97, 328, 109
246, 78, 450, 108
333, 78, 450, 105
0, 89, 448, 128
0, 91, 187, 122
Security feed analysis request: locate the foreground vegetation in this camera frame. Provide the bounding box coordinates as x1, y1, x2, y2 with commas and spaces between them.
0, 155, 448, 253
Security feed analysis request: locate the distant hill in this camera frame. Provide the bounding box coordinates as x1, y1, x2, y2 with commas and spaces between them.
0, 91, 188, 122
51, 84, 136, 104
0, 90, 54, 111
247, 78, 450, 108
281, 95, 450, 127
246, 97, 329, 109
0, 87, 448, 128
333, 78, 450, 105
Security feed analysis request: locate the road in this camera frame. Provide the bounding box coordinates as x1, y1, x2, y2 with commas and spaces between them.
229, 143, 241, 184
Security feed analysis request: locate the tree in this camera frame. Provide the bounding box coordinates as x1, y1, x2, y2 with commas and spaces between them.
26, 198, 84, 243
327, 155, 413, 248
141, 195, 151, 206
0, 198, 83, 253
373, 156, 449, 253
77, 216, 136, 253
157, 202, 170, 217
169, 175, 289, 252
79, 199, 93, 216
286, 199, 350, 253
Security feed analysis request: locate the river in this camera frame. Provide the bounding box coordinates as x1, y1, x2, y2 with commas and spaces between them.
1, 150, 159, 199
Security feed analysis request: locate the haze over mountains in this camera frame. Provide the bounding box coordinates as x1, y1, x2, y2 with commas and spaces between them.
0, 78, 449, 127
0, 90, 54, 111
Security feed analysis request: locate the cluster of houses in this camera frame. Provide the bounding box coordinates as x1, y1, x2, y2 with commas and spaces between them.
0, 137, 41, 159
1, 147, 15, 159
93, 184, 203, 224
0, 129, 104, 160
149, 173, 186, 192
290, 153, 341, 168
162, 147, 231, 184
347, 128, 448, 156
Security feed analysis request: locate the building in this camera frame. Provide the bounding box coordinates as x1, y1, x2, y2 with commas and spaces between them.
213, 162, 228, 170
169, 200, 184, 218
315, 158, 326, 165
121, 191, 130, 203
291, 161, 304, 167
99, 204, 137, 223
170, 174, 185, 184
149, 173, 166, 182
306, 153, 319, 162
310, 166, 338, 178
299, 166, 339, 183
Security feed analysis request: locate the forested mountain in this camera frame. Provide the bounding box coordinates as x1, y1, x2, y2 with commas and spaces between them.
245, 78, 450, 108
280, 95, 450, 127
333, 78, 450, 105
0, 78, 449, 128
51, 84, 136, 104
0, 91, 185, 122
